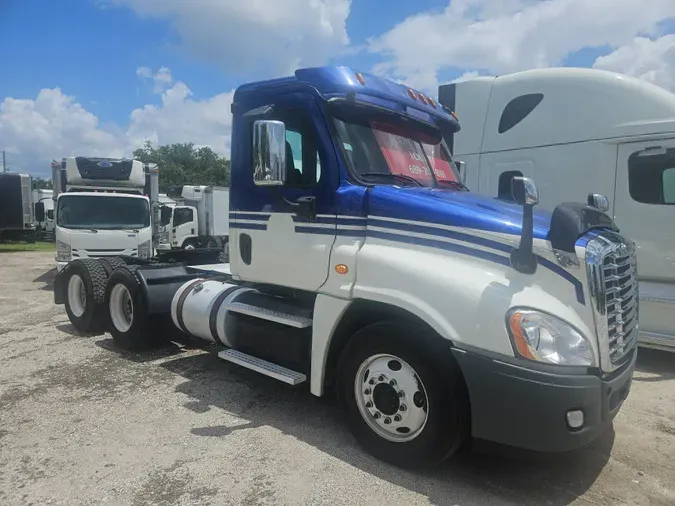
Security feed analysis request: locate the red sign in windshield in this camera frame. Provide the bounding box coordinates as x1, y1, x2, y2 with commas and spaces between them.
371, 122, 456, 184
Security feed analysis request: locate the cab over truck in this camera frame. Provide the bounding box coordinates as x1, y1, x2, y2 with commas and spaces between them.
439, 68, 675, 352
53, 66, 637, 469
157, 185, 230, 259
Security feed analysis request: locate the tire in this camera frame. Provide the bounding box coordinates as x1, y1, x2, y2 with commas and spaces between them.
336, 321, 469, 469
63, 259, 109, 333
182, 239, 198, 251
105, 265, 160, 350
204, 236, 218, 249
99, 257, 127, 276
217, 239, 230, 263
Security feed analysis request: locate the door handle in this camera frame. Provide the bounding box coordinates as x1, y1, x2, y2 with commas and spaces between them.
283, 196, 316, 222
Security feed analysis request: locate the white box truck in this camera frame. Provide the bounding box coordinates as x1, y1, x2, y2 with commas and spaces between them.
157, 185, 229, 259
439, 67, 675, 352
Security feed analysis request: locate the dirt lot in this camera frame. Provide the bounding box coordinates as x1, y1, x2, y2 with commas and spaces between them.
1, 252, 674, 506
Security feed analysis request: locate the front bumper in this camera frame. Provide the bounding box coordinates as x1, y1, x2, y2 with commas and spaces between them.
452, 346, 636, 452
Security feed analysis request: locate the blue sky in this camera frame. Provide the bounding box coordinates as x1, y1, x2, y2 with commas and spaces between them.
1, 0, 674, 176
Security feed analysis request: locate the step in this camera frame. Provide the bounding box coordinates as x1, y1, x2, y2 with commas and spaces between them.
226, 301, 313, 328
218, 349, 307, 385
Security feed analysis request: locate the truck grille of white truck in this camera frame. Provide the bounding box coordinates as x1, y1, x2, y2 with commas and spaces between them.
585, 232, 639, 372
72, 248, 137, 258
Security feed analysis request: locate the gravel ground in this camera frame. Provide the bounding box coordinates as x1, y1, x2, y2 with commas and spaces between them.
1, 251, 674, 506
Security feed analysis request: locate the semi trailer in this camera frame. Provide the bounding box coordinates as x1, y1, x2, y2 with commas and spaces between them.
54, 66, 637, 469
0, 172, 36, 242
439, 67, 675, 352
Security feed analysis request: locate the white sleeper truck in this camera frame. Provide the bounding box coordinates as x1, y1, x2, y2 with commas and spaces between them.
440, 67, 675, 352
54, 66, 637, 469
158, 185, 230, 257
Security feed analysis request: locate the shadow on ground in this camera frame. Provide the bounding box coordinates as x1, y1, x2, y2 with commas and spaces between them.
634, 348, 675, 383
103, 340, 614, 506
33, 267, 57, 291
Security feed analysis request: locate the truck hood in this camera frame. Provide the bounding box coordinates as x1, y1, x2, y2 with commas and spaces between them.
367, 186, 552, 240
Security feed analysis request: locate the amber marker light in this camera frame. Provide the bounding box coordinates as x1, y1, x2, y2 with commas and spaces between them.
335, 264, 349, 275
508, 310, 536, 360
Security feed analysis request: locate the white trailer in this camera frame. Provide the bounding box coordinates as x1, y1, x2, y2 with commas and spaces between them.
32, 188, 54, 239
439, 67, 675, 352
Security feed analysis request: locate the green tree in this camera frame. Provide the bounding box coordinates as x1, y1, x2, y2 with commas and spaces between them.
32, 177, 53, 190
133, 141, 230, 191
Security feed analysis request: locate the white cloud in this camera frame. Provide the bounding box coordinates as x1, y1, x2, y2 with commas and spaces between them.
368, 0, 675, 92
110, 0, 352, 77
0, 69, 234, 176
593, 34, 675, 92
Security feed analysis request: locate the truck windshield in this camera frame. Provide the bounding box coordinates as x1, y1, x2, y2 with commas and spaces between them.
331, 113, 461, 188
56, 195, 150, 230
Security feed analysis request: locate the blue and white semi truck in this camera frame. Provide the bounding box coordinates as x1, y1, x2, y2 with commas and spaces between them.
53, 66, 637, 468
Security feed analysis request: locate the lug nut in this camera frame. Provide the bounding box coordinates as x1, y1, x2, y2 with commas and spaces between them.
389, 379, 396, 386
378, 375, 385, 381
384, 418, 391, 425
366, 401, 372, 408
400, 404, 407, 412
394, 415, 402, 422
364, 389, 371, 395
373, 412, 381, 419
398, 391, 404, 398
369, 379, 375, 385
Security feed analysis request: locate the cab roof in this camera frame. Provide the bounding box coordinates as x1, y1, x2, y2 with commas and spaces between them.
234, 66, 460, 131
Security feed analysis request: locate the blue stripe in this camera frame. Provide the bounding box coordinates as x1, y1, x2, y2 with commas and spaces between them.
230, 212, 271, 221
536, 256, 585, 305
230, 222, 267, 231
369, 230, 512, 267
368, 218, 512, 254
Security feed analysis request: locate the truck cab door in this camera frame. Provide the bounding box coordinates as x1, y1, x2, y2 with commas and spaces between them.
614, 140, 675, 346
231, 91, 337, 291
172, 206, 197, 248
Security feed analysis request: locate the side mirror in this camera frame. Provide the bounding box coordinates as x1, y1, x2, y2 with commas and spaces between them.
510, 176, 539, 275
253, 119, 287, 186
511, 176, 539, 206
35, 202, 45, 223
587, 193, 609, 212
455, 160, 466, 184
160, 206, 172, 226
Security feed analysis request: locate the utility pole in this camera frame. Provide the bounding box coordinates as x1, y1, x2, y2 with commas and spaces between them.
2, 150, 5, 172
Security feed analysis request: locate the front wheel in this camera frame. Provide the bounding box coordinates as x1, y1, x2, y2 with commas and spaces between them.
337, 321, 469, 469
63, 259, 108, 333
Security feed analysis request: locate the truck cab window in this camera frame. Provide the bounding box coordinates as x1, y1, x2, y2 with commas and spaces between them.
628, 148, 675, 205
173, 208, 193, 227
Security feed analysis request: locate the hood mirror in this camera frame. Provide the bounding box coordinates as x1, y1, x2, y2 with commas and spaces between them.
587, 193, 609, 212
510, 176, 539, 275
455, 160, 466, 185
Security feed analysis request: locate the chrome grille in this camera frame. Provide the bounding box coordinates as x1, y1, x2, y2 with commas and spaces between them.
585, 232, 638, 372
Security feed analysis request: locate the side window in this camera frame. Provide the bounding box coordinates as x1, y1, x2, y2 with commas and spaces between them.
173, 208, 193, 227
497, 170, 523, 200
628, 148, 675, 205
259, 108, 322, 187
46, 209, 54, 220
663, 168, 675, 204
498, 94, 544, 134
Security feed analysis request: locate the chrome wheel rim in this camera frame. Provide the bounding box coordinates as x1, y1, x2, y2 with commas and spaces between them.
354, 353, 429, 442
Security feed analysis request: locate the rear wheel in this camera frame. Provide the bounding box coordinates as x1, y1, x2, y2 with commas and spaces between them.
337, 321, 469, 469
105, 266, 161, 350
182, 239, 198, 251
63, 259, 108, 333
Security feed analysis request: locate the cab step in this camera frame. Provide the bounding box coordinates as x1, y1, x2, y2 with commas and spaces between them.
218, 349, 307, 385
226, 301, 312, 328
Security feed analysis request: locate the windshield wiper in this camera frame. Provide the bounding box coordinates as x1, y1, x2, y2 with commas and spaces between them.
436, 179, 469, 191
360, 172, 424, 187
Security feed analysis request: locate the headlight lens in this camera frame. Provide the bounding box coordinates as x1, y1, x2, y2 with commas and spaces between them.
506, 309, 595, 366
138, 239, 152, 259
56, 240, 71, 261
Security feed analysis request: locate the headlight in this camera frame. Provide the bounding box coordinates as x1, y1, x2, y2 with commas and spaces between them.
56, 240, 71, 262
138, 239, 152, 259
506, 309, 595, 366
